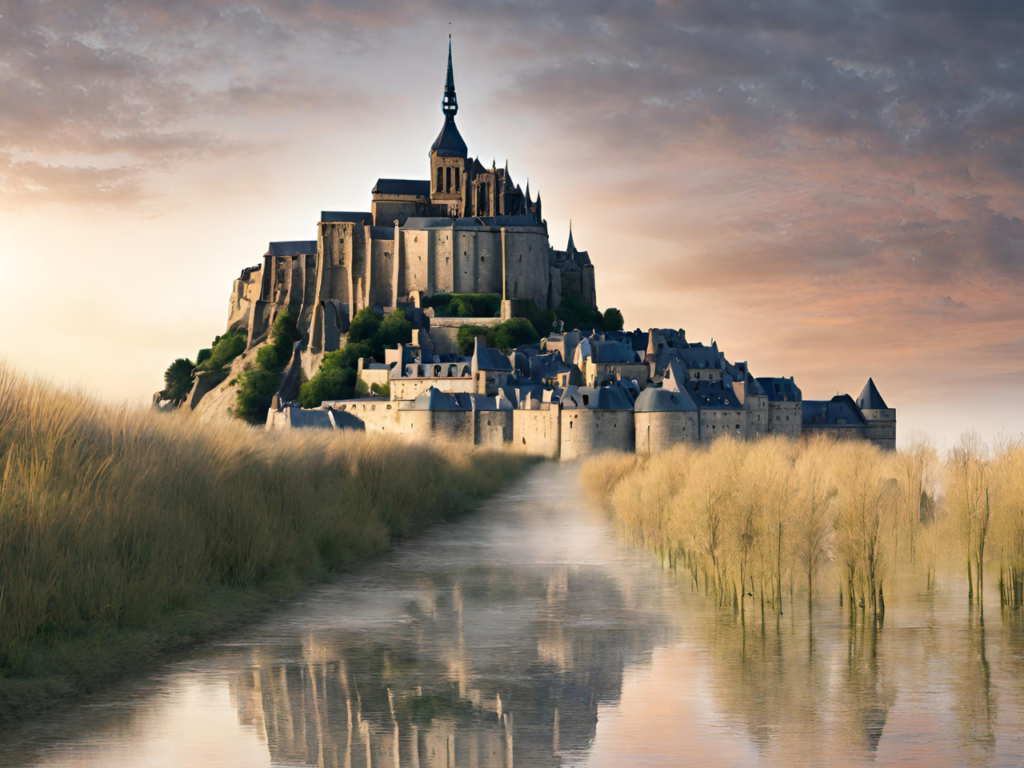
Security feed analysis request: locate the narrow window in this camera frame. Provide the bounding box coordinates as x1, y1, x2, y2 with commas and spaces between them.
436, 167, 443, 192
455, 168, 461, 192
446, 166, 452, 192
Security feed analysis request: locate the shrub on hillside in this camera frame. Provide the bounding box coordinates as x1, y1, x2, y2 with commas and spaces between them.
423, 293, 501, 318
161, 358, 195, 403
456, 317, 540, 355
299, 310, 412, 408
233, 310, 299, 424
198, 328, 247, 372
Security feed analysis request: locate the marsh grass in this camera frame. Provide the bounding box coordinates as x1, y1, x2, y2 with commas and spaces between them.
584, 434, 1024, 627
0, 363, 532, 721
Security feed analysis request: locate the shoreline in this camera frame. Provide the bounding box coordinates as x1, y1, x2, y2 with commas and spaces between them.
0, 463, 536, 729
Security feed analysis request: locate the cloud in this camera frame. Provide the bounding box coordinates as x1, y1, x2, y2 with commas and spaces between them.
2, 0, 1023, 418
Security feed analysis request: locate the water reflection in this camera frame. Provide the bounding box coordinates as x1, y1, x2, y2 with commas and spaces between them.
225, 556, 675, 767
5, 464, 1024, 767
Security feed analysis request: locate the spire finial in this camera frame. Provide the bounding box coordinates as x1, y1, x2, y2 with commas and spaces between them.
567, 219, 575, 252
443, 30, 458, 117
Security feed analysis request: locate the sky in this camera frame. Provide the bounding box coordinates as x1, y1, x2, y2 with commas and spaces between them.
1, 0, 1022, 448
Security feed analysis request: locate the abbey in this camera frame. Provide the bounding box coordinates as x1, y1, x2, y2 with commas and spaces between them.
227, 38, 595, 357
193, 40, 896, 455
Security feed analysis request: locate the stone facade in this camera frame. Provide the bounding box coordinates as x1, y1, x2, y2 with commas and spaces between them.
237, 40, 896, 456
269, 325, 896, 456
226, 40, 597, 355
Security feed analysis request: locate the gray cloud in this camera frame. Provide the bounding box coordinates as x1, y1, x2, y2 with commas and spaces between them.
1, 0, 1022, 298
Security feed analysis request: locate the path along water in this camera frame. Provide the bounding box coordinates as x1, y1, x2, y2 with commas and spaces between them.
4, 462, 1024, 767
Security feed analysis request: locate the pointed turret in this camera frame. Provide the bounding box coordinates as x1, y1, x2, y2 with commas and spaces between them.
855, 377, 896, 450
567, 220, 576, 253
856, 378, 888, 410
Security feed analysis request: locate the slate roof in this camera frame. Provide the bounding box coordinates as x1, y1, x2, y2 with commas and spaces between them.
409, 388, 512, 411
286, 407, 334, 429
677, 344, 721, 370
684, 380, 743, 410
525, 352, 571, 381
373, 179, 431, 197
857, 378, 888, 410
591, 339, 637, 364
756, 377, 803, 403
634, 386, 698, 413
473, 339, 513, 372
321, 211, 372, 224
802, 395, 868, 427
746, 374, 767, 397
267, 241, 317, 256
430, 116, 468, 158
560, 384, 635, 410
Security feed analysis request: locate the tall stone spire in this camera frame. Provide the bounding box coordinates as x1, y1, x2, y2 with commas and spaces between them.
442, 34, 458, 117
567, 220, 576, 253
430, 34, 467, 158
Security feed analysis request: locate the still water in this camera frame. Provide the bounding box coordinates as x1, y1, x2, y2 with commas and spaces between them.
4, 462, 1024, 767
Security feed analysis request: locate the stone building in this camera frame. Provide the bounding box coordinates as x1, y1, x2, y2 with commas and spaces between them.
226, 38, 596, 354
204, 38, 898, 456
269, 324, 897, 456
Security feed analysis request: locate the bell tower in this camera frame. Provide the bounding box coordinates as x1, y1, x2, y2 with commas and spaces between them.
429, 35, 469, 217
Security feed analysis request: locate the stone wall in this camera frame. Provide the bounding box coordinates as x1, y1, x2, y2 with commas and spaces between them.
698, 409, 746, 442
513, 407, 561, 459
560, 409, 635, 461
635, 411, 699, 454
767, 401, 802, 437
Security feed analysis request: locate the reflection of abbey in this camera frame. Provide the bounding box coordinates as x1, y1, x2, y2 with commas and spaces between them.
196, 40, 895, 454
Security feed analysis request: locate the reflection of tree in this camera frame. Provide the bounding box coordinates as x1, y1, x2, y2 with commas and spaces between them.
229, 561, 673, 767
691, 597, 898, 765
951, 606, 995, 767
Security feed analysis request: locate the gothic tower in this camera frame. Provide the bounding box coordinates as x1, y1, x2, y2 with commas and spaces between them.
429, 36, 468, 217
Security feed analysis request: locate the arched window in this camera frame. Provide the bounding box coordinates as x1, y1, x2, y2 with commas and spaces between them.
436, 167, 443, 192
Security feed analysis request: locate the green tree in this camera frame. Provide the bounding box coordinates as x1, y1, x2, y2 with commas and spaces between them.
198, 329, 246, 372
234, 367, 284, 424
348, 307, 382, 344
232, 310, 300, 424
372, 309, 413, 357
603, 307, 625, 331
557, 295, 603, 331
161, 358, 195, 404
493, 318, 539, 351
457, 325, 493, 356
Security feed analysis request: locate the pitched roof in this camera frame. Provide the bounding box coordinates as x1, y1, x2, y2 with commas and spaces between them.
684, 380, 743, 409
472, 338, 513, 372
802, 395, 868, 426
430, 115, 468, 158
591, 339, 637, 364
857, 378, 888, 410
373, 179, 431, 197
756, 377, 803, 402
560, 383, 635, 410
